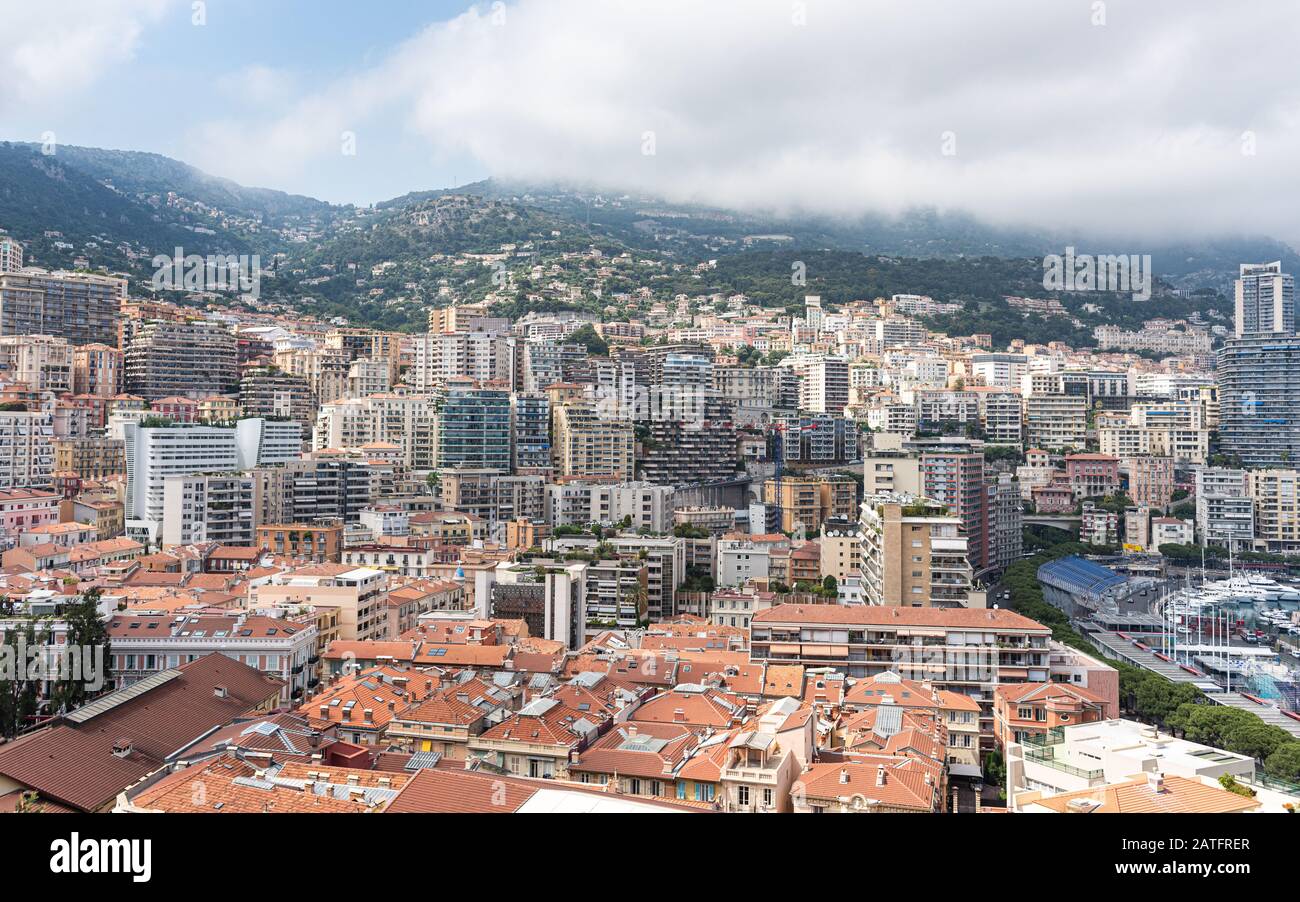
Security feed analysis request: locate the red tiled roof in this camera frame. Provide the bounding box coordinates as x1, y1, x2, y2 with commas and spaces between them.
0, 654, 284, 811
753, 603, 1048, 631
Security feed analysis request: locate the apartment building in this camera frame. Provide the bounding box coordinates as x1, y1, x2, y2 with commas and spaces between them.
920, 451, 988, 572
545, 481, 674, 533
793, 355, 850, 416
553, 400, 636, 480
255, 523, 344, 562
1094, 323, 1212, 355
638, 396, 738, 486
1097, 400, 1209, 464
238, 366, 316, 433
1122, 455, 1175, 507
860, 453, 922, 496
252, 565, 389, 641
713, 364, 799, 425
775, 413, 859, 465
718, 536, 772, 587
0, 268, 125, 346
1234, 260, 1295, 337
1064, 453, 1121, 500
860, 497, 972, 608
993, 682, 1109, 748
0, 237, 22, 273
987, 473, 1023, 573
1195, 466, 1254, 546
161, 473, 256, 547
106, 612, 316, 703
1216, 333, 1300, 468
511, 391, 552, 473
1005, 719, 1259, 810
276, 457, 377, 525
0, 409, 55, 489
1248, 468, 1300, 554
200, 393, 237, 422
0, 488, 61, 545
1024, 394, 1088, 451
314, 393, 437, 471
124, 319, 239, 401
0, 333, 72, 393
762, 475, 858, 535
750, 603, 1052, 750
841, 671, 983, 774
72, 342, 123, 397
438, 469, 546, 523
432, 380, 512, 474
467, 696, 596, 779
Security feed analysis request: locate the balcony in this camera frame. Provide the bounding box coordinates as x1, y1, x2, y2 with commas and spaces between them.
1023, 747, 1103, 780
722, 765, 781, 785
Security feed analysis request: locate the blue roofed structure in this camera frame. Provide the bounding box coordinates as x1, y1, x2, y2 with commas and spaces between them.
1037, 556, 1129, 616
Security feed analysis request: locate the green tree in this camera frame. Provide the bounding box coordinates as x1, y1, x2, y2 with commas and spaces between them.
0, 620, 45, 738
569, 323, 609, 356
47, 589, 111, 712
1264, 743, 1300, 782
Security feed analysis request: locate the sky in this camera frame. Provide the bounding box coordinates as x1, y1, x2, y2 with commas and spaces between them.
3, 0, 1300, 244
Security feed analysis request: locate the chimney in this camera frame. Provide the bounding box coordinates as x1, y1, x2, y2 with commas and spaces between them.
1147, 772, 1165, 793
213, 686, 228, 699
839, 769, 849, 784
627, 725, 638, 739
876, 765, 886, 787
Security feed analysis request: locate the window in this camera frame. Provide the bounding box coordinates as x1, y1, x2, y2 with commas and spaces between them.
737, 785, 750, 808
762, 787, 773, 808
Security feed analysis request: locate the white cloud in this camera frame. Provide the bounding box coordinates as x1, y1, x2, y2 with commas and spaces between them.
0, 0, 170, 108
185, 0, 1300, 242
216, 65, 300, 108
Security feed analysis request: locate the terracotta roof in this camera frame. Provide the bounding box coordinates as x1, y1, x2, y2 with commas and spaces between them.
477, 699, 594, 748
0, 654, 284, 811
385, 767, 542, 813
753, 603, 1049, 631
299, 666, 438, 730
129, 755, 410, 813
394, 688, 486, 728
632, 686, 747, 729
322, 640, 418, 663
762, 664, 806, 698
1023, 774, 1261, 814
844, 673, 982, 712
995, 681, 1108, 706
570, 722, 699, 780
795, 758, 940, 812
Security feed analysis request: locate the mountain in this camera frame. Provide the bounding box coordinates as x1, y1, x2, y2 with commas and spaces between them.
2, 143, 1296, 327
0, 141, 253, 271
467, 179, 1300, 293
21, 144, 342, 229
